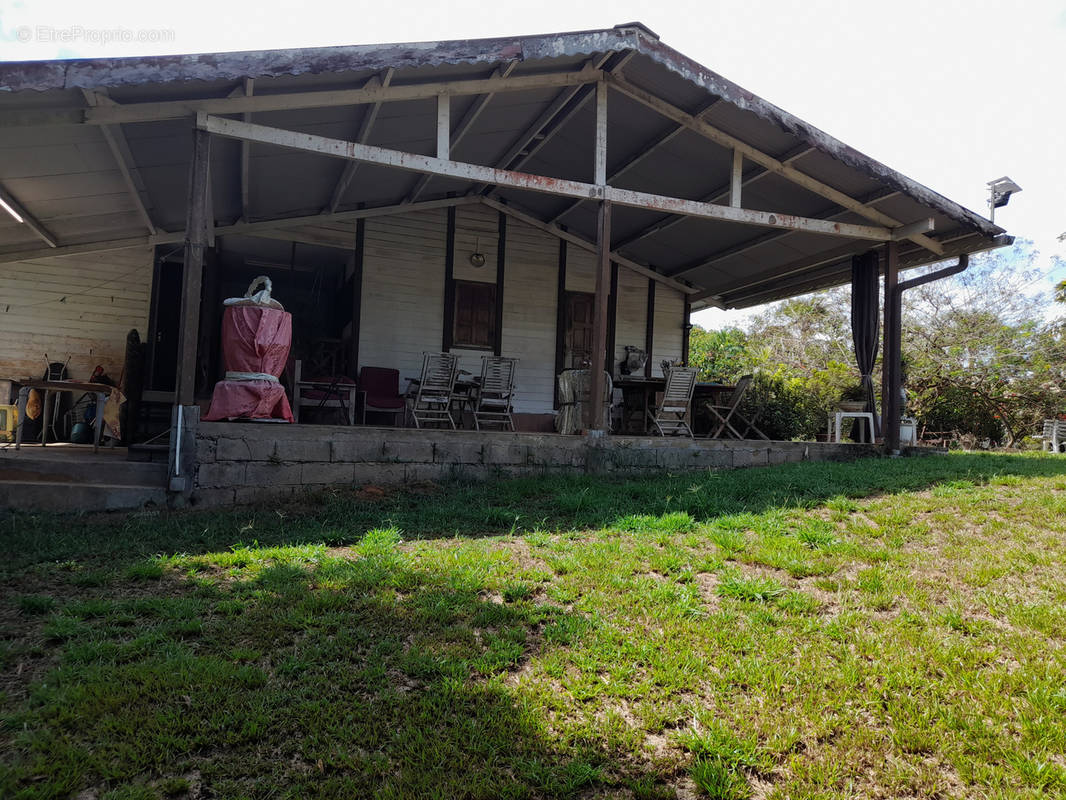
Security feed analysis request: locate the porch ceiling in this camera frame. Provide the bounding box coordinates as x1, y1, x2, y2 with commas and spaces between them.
0, 23, 1008, 309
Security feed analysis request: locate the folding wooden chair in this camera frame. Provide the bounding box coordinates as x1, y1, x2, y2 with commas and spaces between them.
408, 352, 460, 429
705, 374, 768, 440
647, 366, 698, 438
472, 356, 518, 431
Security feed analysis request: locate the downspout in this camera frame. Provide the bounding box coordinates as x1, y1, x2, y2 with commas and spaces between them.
885, 253, 969, 455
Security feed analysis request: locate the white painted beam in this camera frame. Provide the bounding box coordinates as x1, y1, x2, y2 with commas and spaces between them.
198, 113, 897, 243
594, 81, 608, 186
72, 67, 602, 127
607, 74, 944, 256
729, 149, 743, 208
240, 79, 254, 221
436, 94, 450, 159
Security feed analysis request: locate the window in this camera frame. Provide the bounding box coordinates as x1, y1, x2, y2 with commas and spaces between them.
452, 280, 497, 350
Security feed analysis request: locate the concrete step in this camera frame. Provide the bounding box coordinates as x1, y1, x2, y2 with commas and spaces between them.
0, 480, 167, 512
0, 453, 167, 486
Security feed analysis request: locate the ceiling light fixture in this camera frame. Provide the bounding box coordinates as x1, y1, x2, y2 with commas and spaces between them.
0, 196, 24, 224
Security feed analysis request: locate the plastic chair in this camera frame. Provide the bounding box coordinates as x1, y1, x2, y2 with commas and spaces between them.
359, 366, 406, 426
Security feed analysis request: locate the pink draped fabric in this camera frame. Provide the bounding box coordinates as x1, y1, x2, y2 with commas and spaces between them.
204, 306, 294, 422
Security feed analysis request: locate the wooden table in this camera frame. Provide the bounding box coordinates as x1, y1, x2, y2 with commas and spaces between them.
15, 379, 112, 452
615, 376, 735, 435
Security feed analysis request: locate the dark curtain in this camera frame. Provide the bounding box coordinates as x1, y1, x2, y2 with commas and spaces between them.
850, 251, 881, 435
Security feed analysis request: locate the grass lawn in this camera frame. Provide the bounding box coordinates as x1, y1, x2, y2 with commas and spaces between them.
2, 452, 1065, 799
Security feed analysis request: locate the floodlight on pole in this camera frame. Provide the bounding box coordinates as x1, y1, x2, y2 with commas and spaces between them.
987, 176, 1021, 223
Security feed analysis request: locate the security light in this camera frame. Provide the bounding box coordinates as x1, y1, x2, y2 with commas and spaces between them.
987, 176, 1021, 222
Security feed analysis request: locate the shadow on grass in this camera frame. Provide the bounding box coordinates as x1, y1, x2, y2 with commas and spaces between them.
4, 452, 1066, 575
0, 530, 671, 799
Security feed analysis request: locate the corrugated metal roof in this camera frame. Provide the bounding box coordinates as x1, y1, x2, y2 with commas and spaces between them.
0, 23, 1008, 308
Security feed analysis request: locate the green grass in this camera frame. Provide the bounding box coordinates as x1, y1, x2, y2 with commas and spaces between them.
1, 452, 1065, 798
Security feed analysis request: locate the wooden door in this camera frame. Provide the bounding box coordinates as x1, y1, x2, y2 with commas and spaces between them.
565, 292, 595, 369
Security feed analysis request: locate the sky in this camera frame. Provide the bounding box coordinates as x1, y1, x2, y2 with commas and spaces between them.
1, 0, 1064, 329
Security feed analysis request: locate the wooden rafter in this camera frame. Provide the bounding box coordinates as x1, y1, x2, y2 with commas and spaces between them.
466, 53, 618, 197
665, 188, 901, 278
81, 89, 156, 235
607, 74, 944, 256
482, 197, 694, 295
406, 60, 518, 204
41, 68, 598, 128
549, 97, 722, 224
325, 68, 395, 213
0, 196, 480, 265
613, 143, 815, 251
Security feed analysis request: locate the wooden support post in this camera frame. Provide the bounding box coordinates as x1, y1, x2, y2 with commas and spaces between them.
494, 210, 506, 356
349, 216, 365, 376
175, 127, 211, 407
606, 261, 618, 374
681, 296, 692, 366
644, 278, 655, 377
436, 94, 450, 160
729, 149, 743, 208
554, 238, 568, 409
594, 81, 608, 186
881, 241, 901, 453
442, 204, 457, 350
588, 199, 612, 430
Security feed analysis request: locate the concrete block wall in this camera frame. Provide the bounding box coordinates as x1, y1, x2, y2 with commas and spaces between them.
192, 422, 880, 507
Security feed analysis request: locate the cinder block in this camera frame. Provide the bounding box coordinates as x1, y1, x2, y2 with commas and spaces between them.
352, 463, 406, 486
216, 437, 332, 462
483, 442, 529, 465
245, 462, 304, 486
403, 463, 446, 483
331, 437, 385, 462
301, 462, 355, 485
196, 461, 247, 488
433, 440, 484, 465
382, 439, 434, 463
214, 437, 256, 461
731, 448, 770, 469
191, 487, 236, 507
196, 437, 217, 464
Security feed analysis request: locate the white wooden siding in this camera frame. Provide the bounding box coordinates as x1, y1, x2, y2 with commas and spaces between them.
452, 203, 499, 285
565, 246, 596, 294
358, 209, 446, 384
652, 285, 686, 376
613, 268, 648, 372
500, 218, 558, 413
0, 246, 152, 380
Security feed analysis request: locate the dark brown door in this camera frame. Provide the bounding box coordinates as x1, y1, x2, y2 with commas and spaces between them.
565, 292, 594, 368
